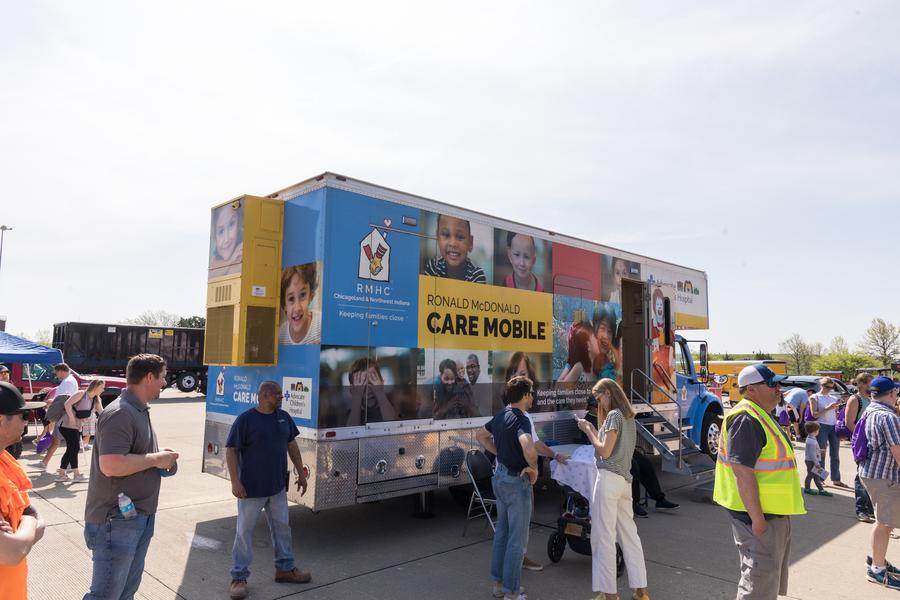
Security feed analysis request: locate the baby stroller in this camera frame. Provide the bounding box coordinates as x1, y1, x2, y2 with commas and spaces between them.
547, 483, 624, 577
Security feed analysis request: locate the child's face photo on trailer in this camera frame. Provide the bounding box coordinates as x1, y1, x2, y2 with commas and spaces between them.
493, 228, 552, 292
209, 202, 244, 277
279, 262, 323, 346
420, 211, 493, 283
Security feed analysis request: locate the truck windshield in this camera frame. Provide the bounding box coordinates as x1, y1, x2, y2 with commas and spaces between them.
25, 363, 58, 383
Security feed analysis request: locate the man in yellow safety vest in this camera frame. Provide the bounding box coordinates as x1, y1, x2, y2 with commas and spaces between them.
714, 365, 806, 599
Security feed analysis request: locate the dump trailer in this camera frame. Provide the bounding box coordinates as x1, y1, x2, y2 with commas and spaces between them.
201, 173, 720, 511
52, 322, 206, 392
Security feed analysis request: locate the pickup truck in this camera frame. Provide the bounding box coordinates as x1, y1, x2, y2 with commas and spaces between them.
2, 362, 126, 405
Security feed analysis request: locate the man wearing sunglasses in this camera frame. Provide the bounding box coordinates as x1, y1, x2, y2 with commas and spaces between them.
227, 381, 310, 600
714, 365, 806, 600
0, 381, 46, 600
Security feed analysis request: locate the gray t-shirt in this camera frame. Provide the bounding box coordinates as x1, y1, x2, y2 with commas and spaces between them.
84, 389, 161, 523
596, 409, 636, 482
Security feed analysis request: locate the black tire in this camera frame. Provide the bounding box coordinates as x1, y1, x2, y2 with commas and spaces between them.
7, 442, 23, 459
176, 372, 198, 393
547, 531, 566, 563
700, 410, 723, 460
616, 543, 625, 577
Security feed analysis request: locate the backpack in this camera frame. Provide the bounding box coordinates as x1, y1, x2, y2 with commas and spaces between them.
804, 402, 815, 422
777, 409, 790, 426
835, 403, 852, 439
851, 412, 869, 464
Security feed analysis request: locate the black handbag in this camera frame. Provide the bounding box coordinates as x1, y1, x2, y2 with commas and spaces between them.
75, 409, 92, 419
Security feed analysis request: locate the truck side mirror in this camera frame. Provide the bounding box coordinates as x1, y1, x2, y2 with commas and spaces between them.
699, 343, 708, 367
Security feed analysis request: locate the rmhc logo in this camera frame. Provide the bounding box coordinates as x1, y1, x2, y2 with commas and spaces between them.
358, 227, 391, 282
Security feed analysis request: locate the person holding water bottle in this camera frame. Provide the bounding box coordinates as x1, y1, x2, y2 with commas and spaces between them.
83, 354, 178, 600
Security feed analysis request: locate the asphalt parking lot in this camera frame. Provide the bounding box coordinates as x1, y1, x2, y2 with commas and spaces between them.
17, 391, 896, 600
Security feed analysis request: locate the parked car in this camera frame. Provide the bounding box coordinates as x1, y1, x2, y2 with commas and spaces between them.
779, 375, 852, 399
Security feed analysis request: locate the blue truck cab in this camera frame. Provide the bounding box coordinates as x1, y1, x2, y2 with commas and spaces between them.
673, 334, 724, 458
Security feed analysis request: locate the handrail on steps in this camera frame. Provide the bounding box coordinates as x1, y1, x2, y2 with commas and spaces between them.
630, 368, 685, 469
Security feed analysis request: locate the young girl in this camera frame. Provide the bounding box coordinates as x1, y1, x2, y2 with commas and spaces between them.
209, 204, 243, 274
504, 232, 543, 291
279, 263, 321, 345
577, 379, 650, 600
803, 422, 833, 497
75, 380, 105, 450
424, 214, 486, 283
557, 321, 599, 385
776, 398, 793, 440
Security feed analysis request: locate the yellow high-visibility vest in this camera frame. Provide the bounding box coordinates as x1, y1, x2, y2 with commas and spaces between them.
713, 399, 806, 515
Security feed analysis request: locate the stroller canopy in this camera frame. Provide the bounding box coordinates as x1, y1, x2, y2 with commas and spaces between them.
0, 331, 63, 364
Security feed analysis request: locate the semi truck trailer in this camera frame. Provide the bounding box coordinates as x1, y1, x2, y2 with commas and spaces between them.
201, 173, 721, 511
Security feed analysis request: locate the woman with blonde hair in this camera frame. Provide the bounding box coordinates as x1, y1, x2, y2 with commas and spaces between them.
576, 378, 649, 600
56, 380, 105, 483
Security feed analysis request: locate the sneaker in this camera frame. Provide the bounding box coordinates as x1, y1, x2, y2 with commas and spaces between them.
803, 488, 818, 495
522, 556, 543, 571
493, 583, 524, 598
655, 498, 679, 510
275, 567, 311, 583
867, 566, 900, 589
867, 557, 900, 574
54, 472, 70, 483
858, 512, 876, 523
72, 473, 89, 482
633, 503, 649, 518
229, 579, 249, 600
832, 481, 851, 489
504, 594, 527, 600
817, 490, 833, 497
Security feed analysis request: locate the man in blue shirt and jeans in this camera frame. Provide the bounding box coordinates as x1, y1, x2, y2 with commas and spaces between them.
476, 376, 538, 600
227, 381, 310, 600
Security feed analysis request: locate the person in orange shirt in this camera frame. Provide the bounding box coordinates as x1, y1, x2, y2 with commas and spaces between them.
0, 381, 46, 600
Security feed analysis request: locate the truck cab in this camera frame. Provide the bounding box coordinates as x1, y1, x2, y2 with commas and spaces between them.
673, 335, 723, 458
2, 362, 126, 406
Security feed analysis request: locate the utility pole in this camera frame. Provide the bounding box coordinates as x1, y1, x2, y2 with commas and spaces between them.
0, 225, 10, 274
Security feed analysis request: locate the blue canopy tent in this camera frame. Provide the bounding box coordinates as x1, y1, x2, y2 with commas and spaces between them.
0, 331, 63, 364
0, 332, 63, 442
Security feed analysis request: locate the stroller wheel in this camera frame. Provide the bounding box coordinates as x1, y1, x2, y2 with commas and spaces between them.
616, 543, 624, 577
547, 532, 566, 563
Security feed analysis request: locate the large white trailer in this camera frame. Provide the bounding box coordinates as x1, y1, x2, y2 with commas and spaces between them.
201, 173, 717, 511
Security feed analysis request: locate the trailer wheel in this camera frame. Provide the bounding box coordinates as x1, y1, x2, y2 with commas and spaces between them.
547, 532, 566, 563
176, 373, 198, 393
700, 410, 723, 460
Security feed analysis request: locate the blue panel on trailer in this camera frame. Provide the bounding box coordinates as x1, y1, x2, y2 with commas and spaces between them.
283, 188, 326, 265
320, 188, 421, 348
205, 346, 319, 428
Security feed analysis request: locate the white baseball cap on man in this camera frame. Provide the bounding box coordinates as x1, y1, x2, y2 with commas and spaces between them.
737, 364, 788, 388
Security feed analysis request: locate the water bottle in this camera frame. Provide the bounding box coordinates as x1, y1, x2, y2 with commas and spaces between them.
118, 492, 137, 519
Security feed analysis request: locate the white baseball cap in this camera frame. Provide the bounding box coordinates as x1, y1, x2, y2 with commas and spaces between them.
737, 365, 788, 388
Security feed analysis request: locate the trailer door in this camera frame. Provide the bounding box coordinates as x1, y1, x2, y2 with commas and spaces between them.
620, 279, 647, 400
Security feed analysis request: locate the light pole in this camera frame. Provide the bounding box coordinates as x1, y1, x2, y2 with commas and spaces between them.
0, 225, 12, 282
0, 225, 10, 274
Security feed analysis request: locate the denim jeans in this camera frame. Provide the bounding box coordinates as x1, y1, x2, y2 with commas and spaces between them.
817, 423, 841, 483
83, 512, 156, 600
231, 490, 295, 580
490, 463, 532, 596
856, 474, 874, 515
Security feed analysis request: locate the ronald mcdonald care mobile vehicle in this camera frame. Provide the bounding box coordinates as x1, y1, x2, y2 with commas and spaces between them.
201, 173, 721, 511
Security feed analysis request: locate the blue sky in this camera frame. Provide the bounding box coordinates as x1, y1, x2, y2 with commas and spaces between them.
0, 1, 897, 354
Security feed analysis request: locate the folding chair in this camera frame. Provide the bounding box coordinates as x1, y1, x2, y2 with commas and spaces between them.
462, 449, 496, 536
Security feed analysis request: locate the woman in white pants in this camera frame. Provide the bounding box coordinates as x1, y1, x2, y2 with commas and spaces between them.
577, 379, 650, 600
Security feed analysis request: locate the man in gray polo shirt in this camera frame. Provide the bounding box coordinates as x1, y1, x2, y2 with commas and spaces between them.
83, 354, 179, 600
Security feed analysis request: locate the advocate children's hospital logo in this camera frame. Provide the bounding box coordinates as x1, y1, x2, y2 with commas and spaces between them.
282, 376, 312, 420
359, 225, 391, 282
